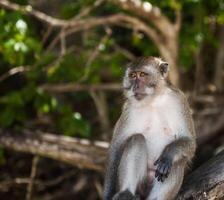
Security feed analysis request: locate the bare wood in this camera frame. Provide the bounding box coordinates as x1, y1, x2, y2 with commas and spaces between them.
0, 129, 108, 171
177, 150, 224, 200
0, 66, 29, 82
174, 9, 182, 32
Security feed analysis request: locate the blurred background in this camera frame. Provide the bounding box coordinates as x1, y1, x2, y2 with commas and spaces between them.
0, 0, 223, 199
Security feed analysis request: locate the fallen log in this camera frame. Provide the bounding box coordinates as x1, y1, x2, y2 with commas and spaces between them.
0, 129, 108, 171
177, 150, 224, 200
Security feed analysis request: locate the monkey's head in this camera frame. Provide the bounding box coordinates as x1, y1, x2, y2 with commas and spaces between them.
123, 57, 169, 101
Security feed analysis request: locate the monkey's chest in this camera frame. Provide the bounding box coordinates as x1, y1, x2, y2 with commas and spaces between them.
127, 107, 176, 136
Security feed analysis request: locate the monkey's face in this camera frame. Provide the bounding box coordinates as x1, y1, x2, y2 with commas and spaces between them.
123, 57, 169, 101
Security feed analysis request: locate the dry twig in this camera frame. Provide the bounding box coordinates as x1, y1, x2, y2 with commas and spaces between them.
26, 155, 39, 200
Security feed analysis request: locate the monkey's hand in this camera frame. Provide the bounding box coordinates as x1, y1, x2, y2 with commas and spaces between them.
154, 154, 172, 182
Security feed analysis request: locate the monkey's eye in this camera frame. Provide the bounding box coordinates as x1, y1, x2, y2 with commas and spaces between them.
140, 72, 147, 77
129, 72, 136, 78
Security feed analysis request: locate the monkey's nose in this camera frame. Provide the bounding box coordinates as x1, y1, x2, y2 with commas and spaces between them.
133, 81, 140, 91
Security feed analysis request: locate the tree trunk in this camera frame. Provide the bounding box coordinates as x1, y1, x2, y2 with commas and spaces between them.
214, 25, 224, 91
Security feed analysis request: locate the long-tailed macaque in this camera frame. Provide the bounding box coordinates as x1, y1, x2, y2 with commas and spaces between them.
103, 57, 196, 200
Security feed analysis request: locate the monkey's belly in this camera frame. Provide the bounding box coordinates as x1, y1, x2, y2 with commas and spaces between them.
144, 128, 176, 168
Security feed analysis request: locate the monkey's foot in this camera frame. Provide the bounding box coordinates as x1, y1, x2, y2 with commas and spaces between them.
154, 155, 172, 182
112, 190, 140, 200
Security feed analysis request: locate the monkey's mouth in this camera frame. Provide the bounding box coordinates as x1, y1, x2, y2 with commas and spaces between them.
134, 93, 147, 100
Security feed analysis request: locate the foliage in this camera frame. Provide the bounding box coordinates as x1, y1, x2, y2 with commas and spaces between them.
0, 0, 223, 140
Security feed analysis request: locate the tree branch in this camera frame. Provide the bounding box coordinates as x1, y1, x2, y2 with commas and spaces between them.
77, 30, 112, 83
26, 155, 39, 200
113, 43, 136, 60
63, 14, 160, 46
174, 9, 182, 32
74, 0, 105, 20
39, 83, 122, 92
112, 0, 175, 36
0, 66, 29, 82
0, 129, 108, 171
0, 0, 68, 27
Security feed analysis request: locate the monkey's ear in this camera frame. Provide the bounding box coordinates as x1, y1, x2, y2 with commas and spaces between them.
159, 62, 169, 77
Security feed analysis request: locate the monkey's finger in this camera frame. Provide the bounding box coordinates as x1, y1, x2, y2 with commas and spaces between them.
154, 160, 159, 166
157, 174, 161, 181
155, 170, 163, 182
164, 165, 169, 176
156, 166, 162, 176
157, 174, 164, 182
160, 175, 165, 182
158, 162, 166, 173
160, 164, 167, 175
163, 166, 170, 178
155, 170, 161, 179
156, 166, 163, 176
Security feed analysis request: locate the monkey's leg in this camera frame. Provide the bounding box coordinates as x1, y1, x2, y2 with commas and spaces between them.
118, 134, 148, 195
146, 166, 184, 200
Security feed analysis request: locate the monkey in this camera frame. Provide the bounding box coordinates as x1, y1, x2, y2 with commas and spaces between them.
103, 57, 196, 200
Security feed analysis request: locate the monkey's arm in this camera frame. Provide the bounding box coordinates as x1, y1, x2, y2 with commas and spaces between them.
161, 137, 196, 163
154, 137, 196, 182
